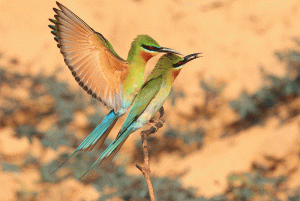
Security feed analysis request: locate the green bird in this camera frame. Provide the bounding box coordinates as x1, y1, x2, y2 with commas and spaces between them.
80, 52, 202, 178
49, 2, 182, 168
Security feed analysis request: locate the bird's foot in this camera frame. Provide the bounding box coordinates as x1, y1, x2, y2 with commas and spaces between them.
142, 119, 165, 137
147, 121, 158, 132
147, 118, 165, 131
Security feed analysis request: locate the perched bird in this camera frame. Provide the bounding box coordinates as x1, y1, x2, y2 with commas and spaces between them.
80, 52, 202, 178
48, 2, 182, 168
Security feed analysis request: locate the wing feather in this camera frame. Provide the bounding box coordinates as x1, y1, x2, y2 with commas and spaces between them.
52, 2, 129, 112
118, 76, 163, 136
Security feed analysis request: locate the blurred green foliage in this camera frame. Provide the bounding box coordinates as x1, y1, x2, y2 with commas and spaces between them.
229, 39, 300, 132
288, 186, 300, 201
133, 127, 204, 164
169, 88, 185, 106
229, 71, 300, 120
227, 171, 286, 200
200, 78, 226, 99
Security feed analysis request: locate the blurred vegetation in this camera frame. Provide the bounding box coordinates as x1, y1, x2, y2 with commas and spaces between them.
0, 68, 200, 200
228, 38, 300, 133
132, 127, 205, 164
169, 88, 186, 106
1, 38, 300, 200
226, 171, 286, 200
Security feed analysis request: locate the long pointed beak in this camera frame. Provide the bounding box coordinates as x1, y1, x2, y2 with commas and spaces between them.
184, 53, 202, 62
158, 47, 184, 56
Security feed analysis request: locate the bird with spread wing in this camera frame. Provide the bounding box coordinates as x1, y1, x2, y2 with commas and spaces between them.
79, 52, 202, 178
49, 2, 182, 171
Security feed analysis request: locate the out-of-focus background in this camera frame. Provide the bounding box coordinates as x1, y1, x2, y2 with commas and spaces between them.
0, 0, 300, 200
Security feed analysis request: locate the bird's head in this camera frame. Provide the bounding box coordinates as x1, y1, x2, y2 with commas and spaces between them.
134, 35, 183, 62
171, 53, 202, 68
159, 52, 202, 79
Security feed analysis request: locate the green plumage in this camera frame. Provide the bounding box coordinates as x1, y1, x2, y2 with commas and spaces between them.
118, 54, 182, 135
79, 53, 201, 178
119, 75, 162, 135
49, 2, 186, 177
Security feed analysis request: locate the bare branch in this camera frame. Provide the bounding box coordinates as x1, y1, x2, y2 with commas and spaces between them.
136, 108, 165, 201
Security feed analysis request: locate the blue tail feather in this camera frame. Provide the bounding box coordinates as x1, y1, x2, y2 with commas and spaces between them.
51, 110, 119, 175
79, 127, 133, 179
81, 110, 118, 151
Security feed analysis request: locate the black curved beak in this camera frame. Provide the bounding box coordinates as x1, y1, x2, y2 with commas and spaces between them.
183, 53, 202, 63
158, 47, 184, 56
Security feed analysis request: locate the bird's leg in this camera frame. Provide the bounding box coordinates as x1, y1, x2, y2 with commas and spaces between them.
146, 121, 159, 133
148, 118, 164, 126
147, 119, 165, 135
147, 106, 165, 128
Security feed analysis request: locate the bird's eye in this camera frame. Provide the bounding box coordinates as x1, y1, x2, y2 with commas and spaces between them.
173, 59, 185, 68
142, 44, 156, 51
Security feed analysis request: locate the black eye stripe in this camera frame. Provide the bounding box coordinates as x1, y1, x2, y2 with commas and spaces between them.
142, 44, 159, 51
173, 59, 186, 68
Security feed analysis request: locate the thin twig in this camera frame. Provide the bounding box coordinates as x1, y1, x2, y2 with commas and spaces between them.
136, 107, 165, 201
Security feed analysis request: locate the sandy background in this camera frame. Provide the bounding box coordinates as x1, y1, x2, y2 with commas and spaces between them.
0, 0, 300, 200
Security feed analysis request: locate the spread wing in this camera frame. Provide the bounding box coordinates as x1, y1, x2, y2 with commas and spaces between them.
50, 2, 129, 112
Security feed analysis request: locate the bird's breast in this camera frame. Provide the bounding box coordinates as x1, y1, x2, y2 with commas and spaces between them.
172, 68, 182, 79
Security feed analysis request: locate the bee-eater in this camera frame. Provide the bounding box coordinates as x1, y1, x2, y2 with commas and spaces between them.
79, 52, 202, 177
49, 2, 182, 168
